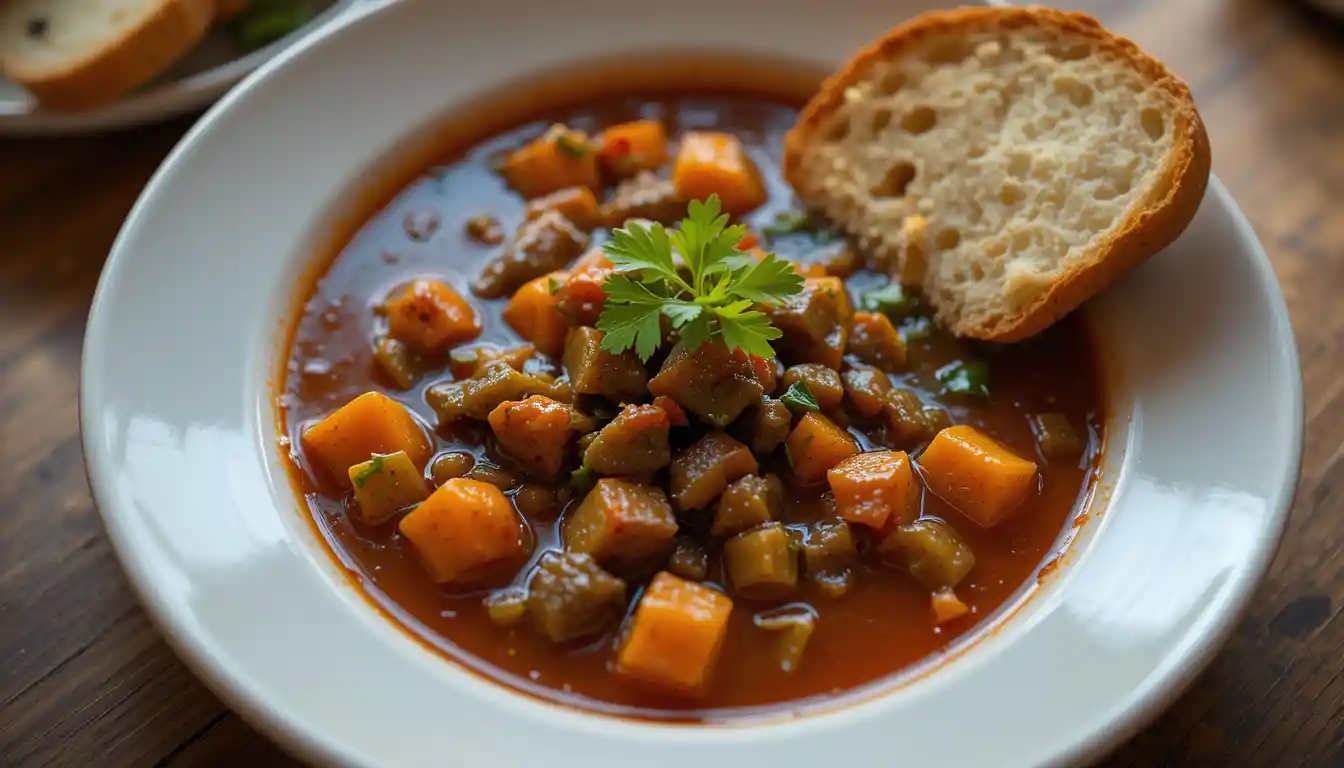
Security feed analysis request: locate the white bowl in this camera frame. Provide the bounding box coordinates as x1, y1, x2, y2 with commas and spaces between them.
81, 0, 1303, 765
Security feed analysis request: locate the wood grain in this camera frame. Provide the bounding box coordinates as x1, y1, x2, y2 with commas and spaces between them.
0, 1, 1340, 765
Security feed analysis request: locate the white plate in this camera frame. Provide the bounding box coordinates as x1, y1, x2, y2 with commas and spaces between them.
80, 0, 1304, 765
0, 0, 359, 136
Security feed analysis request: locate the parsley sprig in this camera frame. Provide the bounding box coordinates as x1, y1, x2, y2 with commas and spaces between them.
596, 196, 804, 361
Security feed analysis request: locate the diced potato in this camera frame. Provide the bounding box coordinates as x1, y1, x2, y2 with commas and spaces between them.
648, 341, 764, 427
931, 588, 970, 625
503, 274, 569, 358
766, 276, 853, 370
841, 364, 892, 417
848, 311, 907, 371
597, 119, 669, 180
301, 392, 433, 487
474, 211, 589, 299
1030, 412, 1084, 459
753, 606, 817, 673
347, 451, 429, 525
918, 425, 1038, 527
712, 474, 782, 537
483, 587, 529, 627
724, 523, 798, 599
563, 327, 649, 403
563, 478, 678, 567
668, 538, 709, 581
797, 519, 857, 579
398, 478, 527, 584
669, 431, 759, 511
384, 279, 482, 354
372, 336, 418, 390
488, 396, 586, 477
826, 450, 920, 529
878, 518, 976, 590
785, 412, 859, 485
524, 186, 603, 231
616, 572, 733, 694
582, 404, 671, 475
883, 388, 941, 447
782, 364, 844, 410
730, 397, 792, 454
672, 131, 767, 215
501, 124, 601, 198
525, 551, 627, 642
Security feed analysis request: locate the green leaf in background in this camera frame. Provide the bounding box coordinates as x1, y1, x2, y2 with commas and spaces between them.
229, 0, 318, 52
936, 360, 991, 398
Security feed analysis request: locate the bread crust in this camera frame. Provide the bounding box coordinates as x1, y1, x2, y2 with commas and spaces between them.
2, 0, 217, 111
784, 5, 1212, 341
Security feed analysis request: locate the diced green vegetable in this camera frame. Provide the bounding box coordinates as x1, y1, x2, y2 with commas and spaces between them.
724, 522, 798, 599
713, 474, 783, 537
1031, 413, 1084, 459
483, 587, 529, 627
525, 551, 626, 642
227, 0, 316, 51
878, 519, 977, 590
753, 605, 817, 672
936, 360, 991, 398
372, 336, 418, 390
730, 397, 792, 454
861, 283, 919, 318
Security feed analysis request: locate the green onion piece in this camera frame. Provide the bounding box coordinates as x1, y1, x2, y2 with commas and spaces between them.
862, 283, 919, 318
936, 360, 991, 398
780, 381, 821, 412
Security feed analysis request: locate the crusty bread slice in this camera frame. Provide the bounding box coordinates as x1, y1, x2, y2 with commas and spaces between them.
783, 6, 1210, 341
0, 0, 216, 110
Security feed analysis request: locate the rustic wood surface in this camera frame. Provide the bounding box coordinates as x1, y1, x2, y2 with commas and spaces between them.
0, 1, 1340, 765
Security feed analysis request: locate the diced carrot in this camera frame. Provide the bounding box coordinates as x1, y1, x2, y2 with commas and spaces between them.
524, 186, 603, 231
672, 132, 767, 215
597, 119, 669, 180
653, 395, 689, 428
826, 450, 919, 529
918, 425, 1038, 528
347, 451, 429, 525
554, 264, 610, 327
749, 354, 777, 394
502, 274, 569, 357
563, 478, 678, 567
500, 124, 601, 198
737, 231, 760, 251
301, 392, 433, 487
385, 279, 481, 354
397, 478, 527, 583
487, 396, 582, 477
931, 588, 970, 625
616, 571, 733, 694
786, 412, 859, 485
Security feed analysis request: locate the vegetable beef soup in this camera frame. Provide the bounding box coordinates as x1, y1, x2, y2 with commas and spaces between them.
279, 89, 1105, 719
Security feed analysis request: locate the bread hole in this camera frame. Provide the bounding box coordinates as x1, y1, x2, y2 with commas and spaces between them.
1022, 123, 1039, 140
1011, 230, 1032, 251
825, 117, 851, 143
1053, 76, 1093, 108
1093, 184, 1118, 201
968, 145, 987, 159
901, 106, 937, 135
870, 108, 893, 133
926, 39, 972, 65
1048, 42, 1091, 61
1007, 153, 1031, 177
934, 228, 961, 251
1140, 108, 1165, 140
971, 262, 985, 280
1000, 184, 1025, 205
878, 69, 906, 95
872, 162, 917, 198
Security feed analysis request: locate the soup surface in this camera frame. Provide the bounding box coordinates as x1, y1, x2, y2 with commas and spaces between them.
279, 89, 1104, 719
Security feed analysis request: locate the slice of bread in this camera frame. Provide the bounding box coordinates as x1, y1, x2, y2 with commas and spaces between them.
0, 0, 216, 110
784, 6, 1211, 341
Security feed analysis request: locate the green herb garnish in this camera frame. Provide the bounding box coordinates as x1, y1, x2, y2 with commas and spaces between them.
862, 283, 920, 318
936, 360, 991, 398
228, 0, 316, 51
780, 381, 821, 412
761, 210, 811, 241
546, 276, 563, 295
547, 125, 592, 158
899, 316, 934, 343
570, 466, 597, 494
596, 195, 804, 361
352, 454, 386, 489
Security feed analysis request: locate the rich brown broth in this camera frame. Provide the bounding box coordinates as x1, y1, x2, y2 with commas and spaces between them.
279, 90, 1105, 719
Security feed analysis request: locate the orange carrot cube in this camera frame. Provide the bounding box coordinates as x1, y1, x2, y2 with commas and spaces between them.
502, 273, 569, 358
487, 395, 583, 477
918, 425, 1038, 528
501, 124, 601, 198
672, 132, 766, 215
785, 412, 859, 485
385, 279, 481, 354
597, 119, 669, 180
301, 392, 432, 487
397, 478, 527, 583
827, 450, 920, 529
616, 571, 733, 694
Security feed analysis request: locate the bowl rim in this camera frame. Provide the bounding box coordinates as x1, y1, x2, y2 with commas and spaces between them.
79, 1, 1304, 765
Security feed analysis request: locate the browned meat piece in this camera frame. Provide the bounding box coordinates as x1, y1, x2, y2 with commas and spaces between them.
473, 210, 588, 299
600, 171, 685, 227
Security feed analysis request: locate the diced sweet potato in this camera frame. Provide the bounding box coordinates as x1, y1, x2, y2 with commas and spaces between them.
563, 478, 677, 567
384, 279, 481, 354
931, 588, 971, 624
503, 274, 570, 357
501, 124, 601, 198
524, 186, 603, 231
488, 396, 585, 477
766, 276, 853, 370
848, 311, 907, 371
672, 131, 766, 215
669, 431, 758, 511
841, 364, 892, 417
724, 522, 798, 599
826, 450, 920, 529
563, 326, 649, 403
878, 518, 977, 590
525, 551, 627, 642
785, 412, 858, 485
347, 451, 429, 525
397, 478, 527, 583
712, 474, 783, 537
918, 425, 1038, 527
782, 364, 844, 410
582, 404, 671, 476
597, 119, 669, 180
301, 392, 433, 487
648, 341, 763, 427
616, 572, 733, 694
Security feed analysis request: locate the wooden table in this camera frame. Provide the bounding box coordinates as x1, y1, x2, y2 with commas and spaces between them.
1, 1, 1340, 764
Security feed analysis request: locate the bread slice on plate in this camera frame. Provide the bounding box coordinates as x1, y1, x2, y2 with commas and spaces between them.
0, 0, 217, 111
784, 6, 1211, 341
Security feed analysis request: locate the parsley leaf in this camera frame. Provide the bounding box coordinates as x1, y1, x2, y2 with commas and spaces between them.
352, 454, 386, 488
899, 316, 934, 342
937, 360, 991, 398
780, 381, 820, 412
862, 283, 920, 318
596, 195, 804, 361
